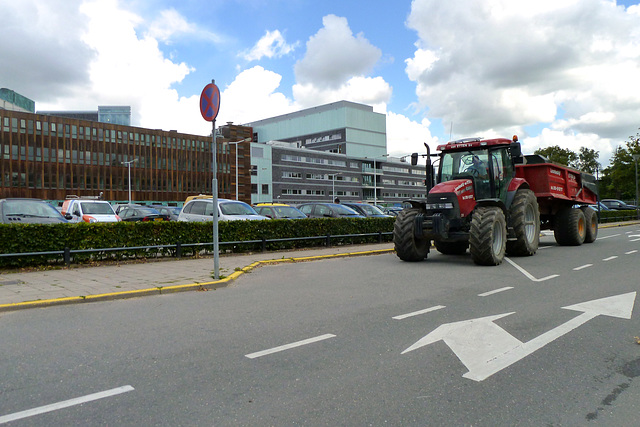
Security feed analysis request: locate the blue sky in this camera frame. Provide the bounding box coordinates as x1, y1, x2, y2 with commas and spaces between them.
2, 0, 640, 166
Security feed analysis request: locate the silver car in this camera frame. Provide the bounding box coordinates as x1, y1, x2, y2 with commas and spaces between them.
178, 198, 269, 222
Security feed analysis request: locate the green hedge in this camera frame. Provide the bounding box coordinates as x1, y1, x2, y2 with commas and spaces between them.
596, 209, 638, 223
0, 217, 395, 268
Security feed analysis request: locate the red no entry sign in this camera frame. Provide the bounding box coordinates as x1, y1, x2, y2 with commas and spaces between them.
200, 83, 221, 122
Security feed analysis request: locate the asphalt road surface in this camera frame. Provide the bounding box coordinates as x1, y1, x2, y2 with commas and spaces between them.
1, 225, 639, 426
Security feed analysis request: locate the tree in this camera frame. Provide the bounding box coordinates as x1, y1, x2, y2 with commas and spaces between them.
577, 147, 600, 175
534, 146, 579, 168
601, 131, 640, 201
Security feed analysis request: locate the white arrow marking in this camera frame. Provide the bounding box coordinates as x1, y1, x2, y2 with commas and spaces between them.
402, 292, 636, 382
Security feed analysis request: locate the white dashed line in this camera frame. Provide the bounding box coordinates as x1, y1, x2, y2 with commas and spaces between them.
626, 250, 638, 255
0, 386, 134, 425
245, 334, 336, 359
598, 234, 620, 239
603, 256, 618, 261
393, 305, 446, 320
573, 264, 593, 271
478, 287, 513, 297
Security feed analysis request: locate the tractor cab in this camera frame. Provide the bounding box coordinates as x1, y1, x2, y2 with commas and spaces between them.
436, 137, 517, 203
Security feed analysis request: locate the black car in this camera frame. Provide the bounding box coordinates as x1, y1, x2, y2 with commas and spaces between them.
0, 198, 69, 224
150, 205, 182, 221
297, 203, 364, 218
601, 199, 637, 210
118, 206, 170, 222
341, 202, 392, 217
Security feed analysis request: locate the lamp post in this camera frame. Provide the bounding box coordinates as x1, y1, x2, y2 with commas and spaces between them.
365, 154, 389, 205
330, 172, 342, 202
633, 154, 639, 220
228, 137, 252, 201
121, 158, 138, 204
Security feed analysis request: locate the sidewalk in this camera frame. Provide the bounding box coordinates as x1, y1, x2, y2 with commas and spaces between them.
0, 243, 396, 312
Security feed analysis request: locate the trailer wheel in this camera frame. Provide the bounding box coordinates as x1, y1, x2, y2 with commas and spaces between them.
580, 206, 598, 243
435, 240, 469, 255
469, 206, 507, 266
394, 208, 429, 261
506, 189, 540, 256
554, 207, 586, 246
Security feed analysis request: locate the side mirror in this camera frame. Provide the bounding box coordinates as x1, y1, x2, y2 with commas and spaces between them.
510, 142, 522, 159
411, 152, 419, 166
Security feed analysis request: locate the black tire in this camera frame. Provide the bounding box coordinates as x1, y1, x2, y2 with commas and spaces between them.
393, 208, 430, 261
554, 207, 586, 246
506, 189, 540, 256
469, 207, 507, 266
435, 240, 468, 255
581, 206, 598, 243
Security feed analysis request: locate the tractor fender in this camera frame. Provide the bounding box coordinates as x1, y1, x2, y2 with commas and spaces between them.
406, 200, 427, 210
505, 178, 530, 210
475, 198, 506, 213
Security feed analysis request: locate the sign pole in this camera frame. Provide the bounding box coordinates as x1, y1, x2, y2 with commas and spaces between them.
200, 79, 221, 280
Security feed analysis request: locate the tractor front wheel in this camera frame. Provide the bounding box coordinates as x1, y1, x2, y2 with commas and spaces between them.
470, 206, 507, 266
393, 208, 429, 261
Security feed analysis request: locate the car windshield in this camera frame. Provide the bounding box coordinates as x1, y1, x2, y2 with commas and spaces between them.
220, 201, 257, 215
333, 205, 360, 216
273, 206, 306, 219
137, 207, 160, 215
359, 204, 384, 215
81, 202, 115, 215
4, 200, 62, 218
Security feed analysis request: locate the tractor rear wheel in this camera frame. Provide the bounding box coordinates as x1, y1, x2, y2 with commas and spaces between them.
435, 240, 468, 255
469, 206, 507, 266
393, 208, 429, 261
581, 206, 598, 243
506, 189, 540, 256
554, 207, 586, 246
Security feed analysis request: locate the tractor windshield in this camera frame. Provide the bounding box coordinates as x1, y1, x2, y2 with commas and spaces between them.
439, 148, 511, 201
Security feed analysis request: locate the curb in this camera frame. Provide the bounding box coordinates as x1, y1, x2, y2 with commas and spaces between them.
0, 248, 396, 313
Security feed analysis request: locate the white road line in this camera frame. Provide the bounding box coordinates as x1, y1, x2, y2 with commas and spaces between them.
504, 257, 559, 282
603, 256, 618, 261
573, 264, 593, 271
631, 238, 640, 242
0, 385, 134, 425
245, 334, 336, 359
478, 287, 513, 297
393, 305, 446, 320
626, 250, 638, 255
599, 234, 620, 239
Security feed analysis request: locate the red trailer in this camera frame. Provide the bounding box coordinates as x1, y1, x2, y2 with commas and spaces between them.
394, 137, 599, 266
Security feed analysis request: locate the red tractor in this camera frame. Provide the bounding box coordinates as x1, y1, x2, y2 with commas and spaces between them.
394, 136, 599, 265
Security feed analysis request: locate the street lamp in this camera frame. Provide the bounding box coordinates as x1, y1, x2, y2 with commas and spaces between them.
330, 172, 342, 202
365, 154, 389, 205
633, 154, 639, 220
121, 158, 138, 204
228, 137, 252, 201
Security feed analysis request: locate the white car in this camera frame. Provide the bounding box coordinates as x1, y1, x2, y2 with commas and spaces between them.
61, 199, 121, 223
178, 198, 269, 222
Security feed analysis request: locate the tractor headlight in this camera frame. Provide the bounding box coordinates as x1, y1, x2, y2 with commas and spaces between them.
425, 202, 454, 210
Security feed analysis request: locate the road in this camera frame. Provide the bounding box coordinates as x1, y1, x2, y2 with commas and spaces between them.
1, 225, 639, 426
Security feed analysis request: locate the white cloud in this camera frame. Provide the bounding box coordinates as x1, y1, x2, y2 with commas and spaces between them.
385, 112, 438, 159
294, 15, 382, 89
146, 9, 195, 42
242, 30, 298, 61
405, 0, 640, 165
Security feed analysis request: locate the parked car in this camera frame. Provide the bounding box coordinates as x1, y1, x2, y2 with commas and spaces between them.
587, 201, 611, 211
150, 205, 182, 221
341, 202, 391, 218
118, 206, 170, 222
178, 198, 269, 222
254, 203, 307, 219
61, 198, 121, 223
601, 199, 637, 210
0, 198, 69, 224
297, 203, 364, 218
382, 206, 404, 216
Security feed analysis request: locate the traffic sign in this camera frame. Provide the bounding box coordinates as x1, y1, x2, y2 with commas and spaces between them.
200, 83, 221, 122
